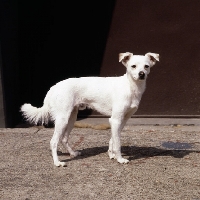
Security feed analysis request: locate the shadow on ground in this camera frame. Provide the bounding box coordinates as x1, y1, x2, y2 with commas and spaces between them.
58, 146, 200, 163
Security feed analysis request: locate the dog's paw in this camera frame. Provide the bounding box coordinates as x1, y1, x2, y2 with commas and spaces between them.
54, 161, 67, 167
117, 158, 129, 164
108, 150, 115, 159
70, 151, 81, 157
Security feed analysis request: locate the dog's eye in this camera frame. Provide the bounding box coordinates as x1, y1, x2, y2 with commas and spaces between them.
131, 65, 136, 68
145, 65, 149, 68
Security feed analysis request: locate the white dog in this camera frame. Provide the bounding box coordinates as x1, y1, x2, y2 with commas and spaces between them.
20, 52, 159, 167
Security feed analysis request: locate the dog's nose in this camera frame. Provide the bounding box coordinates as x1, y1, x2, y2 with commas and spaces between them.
139, 71, 145, 79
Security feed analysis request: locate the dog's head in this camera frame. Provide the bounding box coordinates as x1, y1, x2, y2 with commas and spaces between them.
119, 52, 159, 81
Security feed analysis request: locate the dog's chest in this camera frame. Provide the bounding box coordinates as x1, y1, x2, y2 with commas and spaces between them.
129, 95, 141, 110
129, 86, 145, 109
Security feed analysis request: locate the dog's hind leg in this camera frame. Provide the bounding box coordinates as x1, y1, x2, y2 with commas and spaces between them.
50, 113, 71, 167
61, 107, 81, 157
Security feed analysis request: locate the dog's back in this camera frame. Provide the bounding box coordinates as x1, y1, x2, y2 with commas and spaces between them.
21, 75, 131, 125
21, 73, 147, 125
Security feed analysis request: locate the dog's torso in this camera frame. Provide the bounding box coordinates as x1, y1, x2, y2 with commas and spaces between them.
44, 74, 146, 117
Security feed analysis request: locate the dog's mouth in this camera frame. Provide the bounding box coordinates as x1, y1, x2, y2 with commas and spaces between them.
133, 75, 146, 81
139, 76, 145, 80
134, 76, 146, 81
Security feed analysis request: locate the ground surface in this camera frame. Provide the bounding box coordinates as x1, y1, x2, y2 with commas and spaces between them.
1, 118, 200, 199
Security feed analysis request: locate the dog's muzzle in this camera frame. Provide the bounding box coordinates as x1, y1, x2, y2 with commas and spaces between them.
139, 71, 145, 80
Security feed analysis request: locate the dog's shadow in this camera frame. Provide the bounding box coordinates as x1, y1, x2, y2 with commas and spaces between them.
121, 146, 198, 161
59, 145, 199, 163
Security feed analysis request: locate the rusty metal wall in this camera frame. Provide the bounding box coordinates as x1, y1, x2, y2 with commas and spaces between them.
99, 0, 200, 117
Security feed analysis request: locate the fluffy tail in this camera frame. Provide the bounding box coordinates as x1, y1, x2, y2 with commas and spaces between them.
20, 103, 50, 125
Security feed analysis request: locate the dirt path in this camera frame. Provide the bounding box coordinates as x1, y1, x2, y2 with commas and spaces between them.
1, 125, 200, 199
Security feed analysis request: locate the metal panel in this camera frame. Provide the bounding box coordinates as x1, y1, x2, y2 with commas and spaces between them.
99, 0, 200, 116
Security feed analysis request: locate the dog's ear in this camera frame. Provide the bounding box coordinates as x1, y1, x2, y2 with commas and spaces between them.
119, 52, 133, 66
145, 53, 159, 66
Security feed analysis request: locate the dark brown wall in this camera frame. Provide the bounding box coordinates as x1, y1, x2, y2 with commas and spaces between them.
6, 1, 116, 126
2, 0, 200, 127
0, 0, 19, 126
100, 0, 200, 116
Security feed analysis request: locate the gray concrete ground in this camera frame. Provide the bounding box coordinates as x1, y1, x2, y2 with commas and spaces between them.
1, 118, 200, 200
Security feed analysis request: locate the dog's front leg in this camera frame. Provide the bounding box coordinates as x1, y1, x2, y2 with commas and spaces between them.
108, 117, 129, 164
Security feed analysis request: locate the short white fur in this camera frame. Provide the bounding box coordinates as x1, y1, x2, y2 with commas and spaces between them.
20, 52, 159, 167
